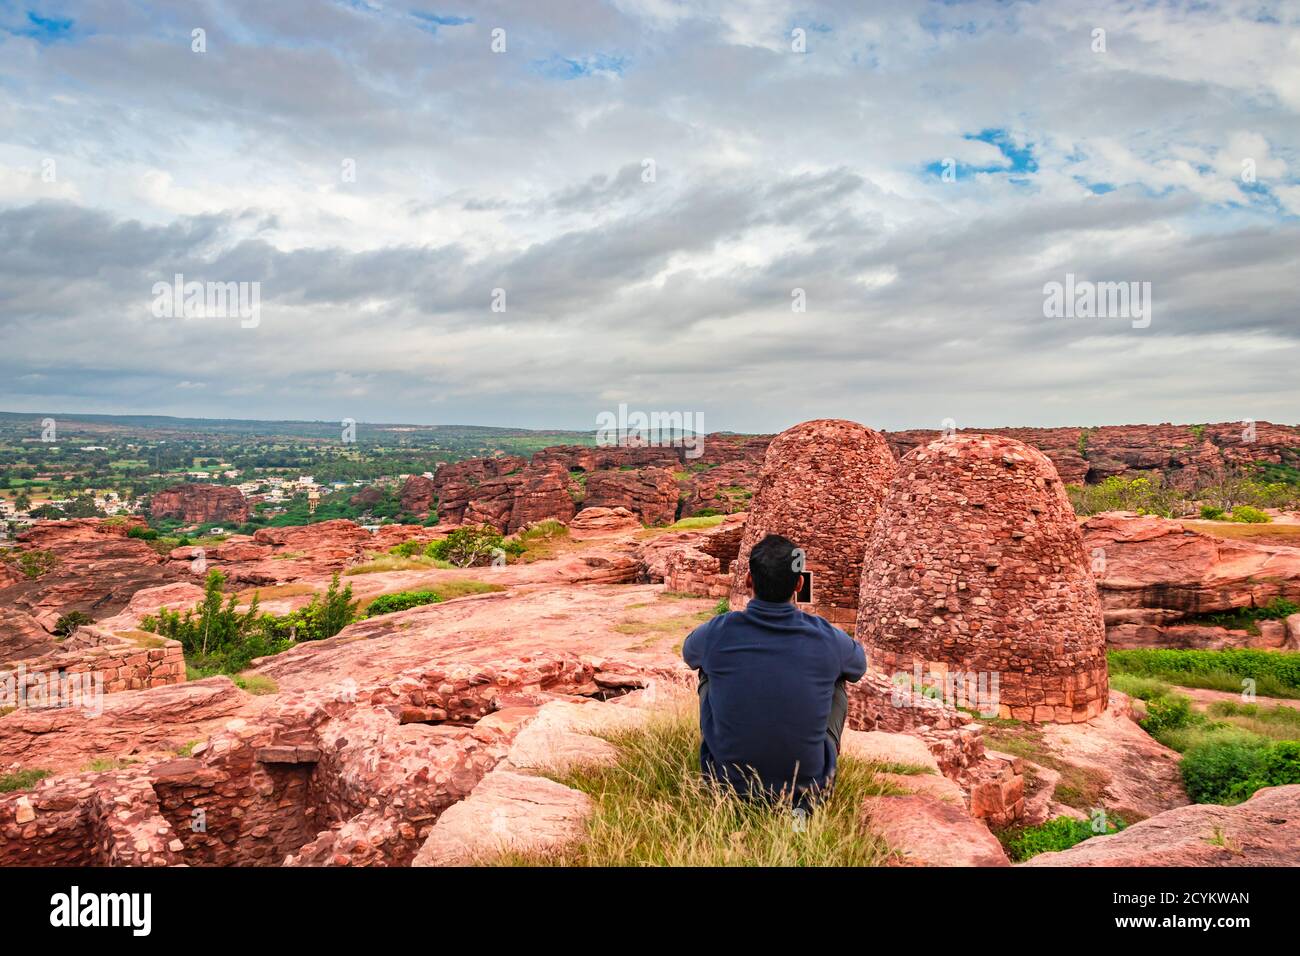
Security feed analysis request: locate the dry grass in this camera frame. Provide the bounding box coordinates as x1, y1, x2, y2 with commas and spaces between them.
235, 582, 317, 604
613, 609, 714, 640
1183, 520, 1300, 544
233, 673, 278, 695
344, 554, 453, 575
482, 700, 899, 867
353, 579, 505, 615
116, 629, 167, 649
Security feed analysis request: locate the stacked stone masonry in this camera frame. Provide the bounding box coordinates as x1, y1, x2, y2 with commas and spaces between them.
729, 419, 896, 633
857, 434, 1109, 723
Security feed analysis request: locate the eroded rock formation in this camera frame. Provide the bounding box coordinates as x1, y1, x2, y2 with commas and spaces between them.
150, 483, 249, 525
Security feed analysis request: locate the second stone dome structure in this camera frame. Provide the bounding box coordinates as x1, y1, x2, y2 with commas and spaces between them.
728, 419, 896, 632
856, 434, 1108, 722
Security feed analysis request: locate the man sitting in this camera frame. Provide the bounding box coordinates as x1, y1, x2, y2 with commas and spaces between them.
682, 533, 867, 810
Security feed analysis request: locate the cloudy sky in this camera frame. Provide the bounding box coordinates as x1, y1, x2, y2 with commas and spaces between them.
1, 0, 1297, 434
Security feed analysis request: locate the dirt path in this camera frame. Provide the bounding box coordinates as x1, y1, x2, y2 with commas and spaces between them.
1173, 685, 1300, 712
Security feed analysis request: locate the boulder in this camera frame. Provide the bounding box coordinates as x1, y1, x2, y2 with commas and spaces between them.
583, 467, 679, 526
411, 770, 592, 866
568, 507, 641, 539
1022, 785, 1300, 866
149, 484, 249, 525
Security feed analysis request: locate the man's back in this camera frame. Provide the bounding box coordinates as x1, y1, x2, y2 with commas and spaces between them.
683, 597, 867, 800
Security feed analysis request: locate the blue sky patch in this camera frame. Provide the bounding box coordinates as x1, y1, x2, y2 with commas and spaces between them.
5, 10, 74, 44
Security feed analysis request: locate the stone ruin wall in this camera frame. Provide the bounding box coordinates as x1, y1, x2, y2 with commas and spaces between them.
728, 419, 896, 634
662, 519, 746, 599
1, 628, 185, 707
857, 434, 1109, 723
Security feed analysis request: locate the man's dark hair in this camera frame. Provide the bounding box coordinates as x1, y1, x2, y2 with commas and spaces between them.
748, 533, 802, 602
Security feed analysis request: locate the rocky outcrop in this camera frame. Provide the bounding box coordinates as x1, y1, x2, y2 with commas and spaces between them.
150, 483, 249, 525
568, 507, 642, 539
397, 476, 436, 516
0, 676, 253, 775
583, 467, 679, 526
0, 518, 182, 636
1022, 785, 1300, 866
1082, 513, 1300, 648
679, 459, 760, 516
433, 456, 528, 523
461, 464, 577, 533
888, 421, 1300, 489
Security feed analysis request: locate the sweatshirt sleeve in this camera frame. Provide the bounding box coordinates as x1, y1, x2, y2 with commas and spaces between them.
839, 631, 867, 683
682, 619, 710, 670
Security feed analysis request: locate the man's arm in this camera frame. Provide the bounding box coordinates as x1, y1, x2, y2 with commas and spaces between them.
839, 631, 867, 683
682, 619, 712, 670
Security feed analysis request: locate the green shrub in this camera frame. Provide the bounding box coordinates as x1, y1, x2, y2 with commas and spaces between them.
1180, 735, 1272, 804
426, 526, 511, 567
389, 540, 425, 558
1003, 814, 1125, 862
1199, 505, 1225, 520
261, 573, 358, 643
53, 611, 93, 637
713, 598, 729, 616
364, 589, 441, 617
1228, 505, 1270, 524
126, 525, 159, 540
11, 549, 59, 579
143, 570, 356, 674
1138, 694, 1194, 735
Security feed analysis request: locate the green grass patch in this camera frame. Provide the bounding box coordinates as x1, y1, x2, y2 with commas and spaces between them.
481, 705, 896, 866
1108, 648, 1300, 698
233, 673, 278, 695
0, 768, 52, 793
1000, 814, 1126, 862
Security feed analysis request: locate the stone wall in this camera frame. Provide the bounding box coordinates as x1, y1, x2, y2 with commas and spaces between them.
729, 419, 896, 633
858, 434, 1109, 723
0, 627, 185, 709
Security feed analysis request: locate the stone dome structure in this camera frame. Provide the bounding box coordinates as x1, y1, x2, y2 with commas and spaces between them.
728, 419, 896, 633
856, 434, 1108, 723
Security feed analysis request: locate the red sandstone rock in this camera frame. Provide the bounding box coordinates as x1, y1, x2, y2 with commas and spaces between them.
0, 519, 182, 636
412, 770, 593, 865
679, 459, 760, 516
859, 434, 1109, 723
433, 455, 528, 522
0, 609, 55, 661
150, 483, 249, 525
94, 581, 208, 632
581, 467, 680, 526
1022, 784, 1300, 866
398, 475, 437, 516
1082, 514, 1300, 646
861, 793, 1011, 867
730, 419, 897, 633
0, 677, 253, 775
568, 507, 641, 539
460, 463, 577, 533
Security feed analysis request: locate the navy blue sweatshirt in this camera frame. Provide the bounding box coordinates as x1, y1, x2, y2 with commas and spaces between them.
682, 599, 867, 799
